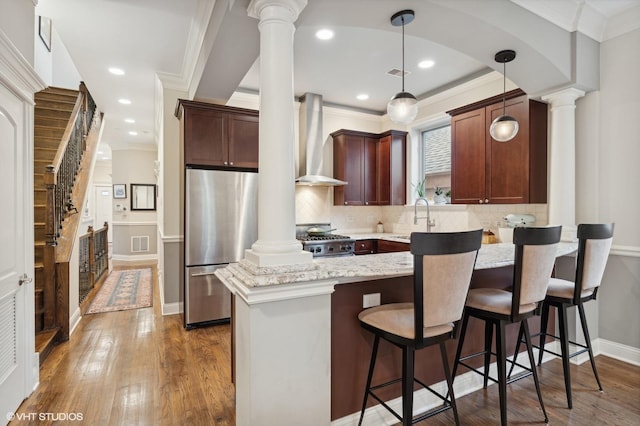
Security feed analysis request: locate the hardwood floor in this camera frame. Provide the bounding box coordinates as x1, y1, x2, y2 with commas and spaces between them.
14, 264, 235, 425
13, 263, 640, 425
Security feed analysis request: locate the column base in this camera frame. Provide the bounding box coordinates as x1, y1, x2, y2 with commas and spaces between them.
244, 248, 312, 267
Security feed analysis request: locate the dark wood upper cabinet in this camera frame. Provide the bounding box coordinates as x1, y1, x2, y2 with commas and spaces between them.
332, 129, 406, 206
448, 89, 547, 204
176, 99, 259, 169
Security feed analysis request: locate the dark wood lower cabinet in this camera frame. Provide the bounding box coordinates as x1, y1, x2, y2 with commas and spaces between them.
330, 266, 553, 421
376, 239, 410, 253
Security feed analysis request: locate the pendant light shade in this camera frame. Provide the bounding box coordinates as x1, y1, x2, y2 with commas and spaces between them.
387, 10, 418, 125
490, 49, 519, 142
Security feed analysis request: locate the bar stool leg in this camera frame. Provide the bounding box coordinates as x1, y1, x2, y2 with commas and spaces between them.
439, 342, 460, 426
507, 322, 524, 379
538, 302, 551, 366
577, 302, 603, 392
558, 303, 573, 409
451, 311, 470, 381
358, 335, 380, 426
483, 321, 493, 388
523, 318, 549, 423
402, 346, 415, 426
496, 320, 507, 426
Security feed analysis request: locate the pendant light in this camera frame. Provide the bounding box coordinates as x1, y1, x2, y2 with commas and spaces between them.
387, 10, 418, 125
490, 49, 519, 142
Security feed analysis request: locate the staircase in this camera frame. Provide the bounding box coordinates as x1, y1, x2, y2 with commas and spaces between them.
34, 87, 79, 360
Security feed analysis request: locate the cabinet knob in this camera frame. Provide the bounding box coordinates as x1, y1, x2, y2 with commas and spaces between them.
229, 162, 234, 165
479, 200, 483, 204
224, 161, 228, 165
365, 202, 368, 205
485, 199, 489, 203
344, 202, 348, 205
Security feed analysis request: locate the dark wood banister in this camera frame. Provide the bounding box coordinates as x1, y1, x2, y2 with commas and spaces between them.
40, 83, 101, 340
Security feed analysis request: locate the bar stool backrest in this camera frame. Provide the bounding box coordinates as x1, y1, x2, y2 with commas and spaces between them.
512, 226, 562, 318
575, 223, 614, 303
410, 229, 483, 346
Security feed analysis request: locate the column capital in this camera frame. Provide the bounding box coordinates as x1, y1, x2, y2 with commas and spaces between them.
541, 87, 586, 107
248, 0, 308, 21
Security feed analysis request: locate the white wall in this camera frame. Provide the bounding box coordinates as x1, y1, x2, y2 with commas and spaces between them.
0, 0, 34, 65
33, 19, 81, 89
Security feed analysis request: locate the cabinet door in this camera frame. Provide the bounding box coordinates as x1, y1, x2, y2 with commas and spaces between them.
334, 134, 364, 205
485, 97, 529, 203
363, 137, 380, 205
184, 109, 226, 166
228, 113, 259, 168
451, 108, 486, 204
376, 136, 391, 205
377, 239, 410, 253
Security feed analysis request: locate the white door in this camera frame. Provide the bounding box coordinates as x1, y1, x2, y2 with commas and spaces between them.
0, 84, 31, 419
94, 185, 113, 241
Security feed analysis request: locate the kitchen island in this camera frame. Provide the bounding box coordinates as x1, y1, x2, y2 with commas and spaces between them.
216, 241, 577, 425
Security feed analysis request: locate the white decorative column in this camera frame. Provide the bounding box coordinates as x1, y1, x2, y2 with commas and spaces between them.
245, 0, 312, 267
542, 88, 585, 241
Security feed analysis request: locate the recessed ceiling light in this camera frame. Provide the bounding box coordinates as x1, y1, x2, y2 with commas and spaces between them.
418, 59, 435, 69
108, 67, 125, 75
124, 118, 135, 123
356, 94, 369, 101
128, 131, 138, 136
315, 29, 334, 40
118, 98, 131, 105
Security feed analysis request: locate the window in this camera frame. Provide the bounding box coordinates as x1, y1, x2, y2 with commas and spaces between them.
421, 124, 451, 196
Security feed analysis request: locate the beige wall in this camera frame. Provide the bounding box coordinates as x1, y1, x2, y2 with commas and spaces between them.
158, 85, 187, 308
111, 148, 158, 260
587, 28, 640, 349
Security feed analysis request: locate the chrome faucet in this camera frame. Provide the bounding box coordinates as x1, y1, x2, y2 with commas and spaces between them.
414, 197, 436, 232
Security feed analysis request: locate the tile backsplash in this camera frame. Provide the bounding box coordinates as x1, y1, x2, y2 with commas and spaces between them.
295, 186, 548, 241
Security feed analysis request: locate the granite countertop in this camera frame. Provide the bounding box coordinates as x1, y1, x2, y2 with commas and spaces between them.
215, 242, 578, 289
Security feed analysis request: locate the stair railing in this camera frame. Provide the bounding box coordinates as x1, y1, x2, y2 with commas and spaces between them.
41, 83, 97, 333
44, 84, 96, 247
79, 222, 109, 306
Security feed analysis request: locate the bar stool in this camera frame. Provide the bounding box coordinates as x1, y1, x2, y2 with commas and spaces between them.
357, 229, 482, 426
451, 225, 562, 426
510, 223, 614, 409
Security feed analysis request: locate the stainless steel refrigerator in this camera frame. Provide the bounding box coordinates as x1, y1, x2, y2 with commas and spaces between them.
184, 168, 258, 328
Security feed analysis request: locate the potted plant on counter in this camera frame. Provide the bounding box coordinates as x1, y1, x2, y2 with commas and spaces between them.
413, 176, 426, 199
434, 187, 446, 204
445, 190, 451, 204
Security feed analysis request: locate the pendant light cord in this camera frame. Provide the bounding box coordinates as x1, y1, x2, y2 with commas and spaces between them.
502, 61, 506, 114
401, 16, 405, 92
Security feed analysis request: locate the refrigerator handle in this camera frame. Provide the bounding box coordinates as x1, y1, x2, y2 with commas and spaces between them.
190, 271, 220, 277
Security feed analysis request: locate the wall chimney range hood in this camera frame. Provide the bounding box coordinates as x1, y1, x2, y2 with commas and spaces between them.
296, 93, 347, 186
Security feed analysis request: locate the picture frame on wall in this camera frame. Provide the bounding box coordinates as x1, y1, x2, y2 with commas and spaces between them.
39, 16, 52, 52
113, 184, 127, 199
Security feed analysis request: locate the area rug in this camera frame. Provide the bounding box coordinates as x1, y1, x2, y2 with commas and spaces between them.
86, 268, 152, 314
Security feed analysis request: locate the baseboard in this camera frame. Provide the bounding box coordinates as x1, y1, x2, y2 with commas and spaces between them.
158, 271, 182, 316
69, 307, 82, 336
331, 347, 557, 426
162, 301, 181, 316
597, 338, 640, 366
111, 254, 158, 263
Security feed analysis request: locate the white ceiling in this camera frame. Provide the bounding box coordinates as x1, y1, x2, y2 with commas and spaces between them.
35, 0, 640, 160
